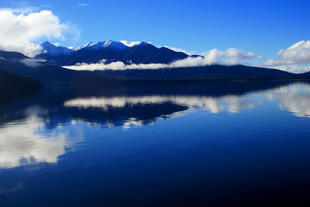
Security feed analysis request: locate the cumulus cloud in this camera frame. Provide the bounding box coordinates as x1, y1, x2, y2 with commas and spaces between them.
264, 41, 310, 73
64, 48, 262, 71
0, 8, 77, 57
265, 41, 310, 66
201, 48, 264, 65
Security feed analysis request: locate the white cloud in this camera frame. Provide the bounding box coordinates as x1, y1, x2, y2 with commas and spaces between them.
120, 40, 141, 47
264, 41, 310, 73
77, 3, 88, 7
272, 64, 310, 74
20, 58, 46, 67
0, 8, 76, 57
202, 48, 263, 65
64, 48, 262, 71
265, 41, 310, 66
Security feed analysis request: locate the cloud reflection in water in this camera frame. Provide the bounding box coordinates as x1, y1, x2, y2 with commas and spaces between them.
1, 82, 310, 169
64, 95, 261, 114
264, 83, 310, 117
0, 109, 70, 169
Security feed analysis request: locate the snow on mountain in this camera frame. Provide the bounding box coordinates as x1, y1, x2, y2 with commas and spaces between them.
36, 40, 190, 65
41, 41, 74, 56
40, 41, 159, 56
78, 40, 129, 51
120, 40, 141, 47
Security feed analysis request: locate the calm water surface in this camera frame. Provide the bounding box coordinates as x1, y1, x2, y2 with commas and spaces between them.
1, 81, 310, 206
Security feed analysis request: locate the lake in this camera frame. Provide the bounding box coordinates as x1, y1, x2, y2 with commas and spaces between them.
1, 81, 310, 206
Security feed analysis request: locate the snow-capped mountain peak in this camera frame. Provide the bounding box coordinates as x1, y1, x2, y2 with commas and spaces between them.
40, 41, 74, 56
36, 40, 190, 65
78, 40, 129, 51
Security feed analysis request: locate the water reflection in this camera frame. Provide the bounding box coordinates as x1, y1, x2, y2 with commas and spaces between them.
64, 95, 261, 114
0, 81, 310, 169
63, 82, 310, 117
264, 83, 310, 117
0, 108, 67, 168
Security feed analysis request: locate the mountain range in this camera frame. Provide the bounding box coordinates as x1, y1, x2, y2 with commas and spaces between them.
0, 41, 310, 91
36, 41, 192, 66
1, 48, 310, 85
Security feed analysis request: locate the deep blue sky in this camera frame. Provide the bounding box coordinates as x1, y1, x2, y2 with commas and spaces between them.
2, 0, 310, 58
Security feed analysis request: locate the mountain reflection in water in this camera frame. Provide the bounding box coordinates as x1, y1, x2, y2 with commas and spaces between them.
0, 81, 310, 169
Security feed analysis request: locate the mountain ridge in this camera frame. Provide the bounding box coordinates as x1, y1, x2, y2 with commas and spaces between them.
36, 40, 190, 66
1, 49, 310, 88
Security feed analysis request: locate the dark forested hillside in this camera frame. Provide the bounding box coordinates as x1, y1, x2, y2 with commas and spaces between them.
0, 69, 41, 106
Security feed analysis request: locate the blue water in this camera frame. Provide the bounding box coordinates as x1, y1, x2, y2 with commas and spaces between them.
1, 81, 310, 206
